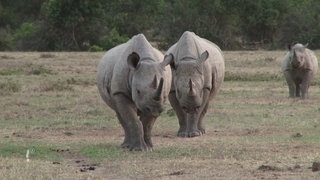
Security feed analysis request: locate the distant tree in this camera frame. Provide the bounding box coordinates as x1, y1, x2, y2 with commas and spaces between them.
276, 0, 320, 49
38, 0, 108, 51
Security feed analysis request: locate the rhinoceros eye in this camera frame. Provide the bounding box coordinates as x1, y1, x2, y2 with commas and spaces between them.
137, 89, 141, 94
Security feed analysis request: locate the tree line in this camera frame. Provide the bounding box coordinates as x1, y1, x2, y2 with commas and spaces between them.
1, 0, 320, 51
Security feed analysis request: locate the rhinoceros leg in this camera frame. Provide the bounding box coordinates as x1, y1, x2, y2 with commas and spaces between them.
115, 112, 130, 149
301, 71, 314, 99
186, 113, 201, 137
140, 114, 156, 151
169, 92, 187, 137
284, 71, 296, 98
113, 94, 148, 151
197, 102, 209, 135
295, 81, 301, 97
197, 89, 211, 134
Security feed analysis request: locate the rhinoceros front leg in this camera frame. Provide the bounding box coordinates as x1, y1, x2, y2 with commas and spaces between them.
169, 91, 187, 137
197, 102, 209, 135
301, 72, 313, 99
113, 94, 148, 151
197, 89, 210, 134
140, 114, 156, 151
115, 111, 130, 149
186, 113, 201, 137
295, 82, 301, 97
284, 71, 296, 98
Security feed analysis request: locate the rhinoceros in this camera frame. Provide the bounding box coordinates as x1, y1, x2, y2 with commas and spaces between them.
165, 31, 225, 137
281, 43, 318, 99
97, 34, 172, 151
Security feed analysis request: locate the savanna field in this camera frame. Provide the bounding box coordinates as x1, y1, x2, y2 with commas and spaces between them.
0, 51, 320, 179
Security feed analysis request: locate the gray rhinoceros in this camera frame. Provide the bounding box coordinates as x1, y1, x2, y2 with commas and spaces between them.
165, 31, 225, 137
97, 34, 172, 151
281, 43, 318, 99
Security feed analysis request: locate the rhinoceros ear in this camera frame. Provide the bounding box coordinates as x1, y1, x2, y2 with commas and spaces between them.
304, 43, 309, 49
127, 52, 140, 70
197, 50, 209, 65
161, 53, 174, 68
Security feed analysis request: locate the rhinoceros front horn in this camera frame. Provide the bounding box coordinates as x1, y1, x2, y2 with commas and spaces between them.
153, 77, 164, 101
188, 79, 196, 97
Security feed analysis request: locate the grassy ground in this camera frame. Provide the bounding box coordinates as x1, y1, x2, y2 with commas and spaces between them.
0, 51, 320, 179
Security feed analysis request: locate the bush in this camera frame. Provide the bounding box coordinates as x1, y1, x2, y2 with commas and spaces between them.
99, 28, 129, 50
88, 45, 103, 52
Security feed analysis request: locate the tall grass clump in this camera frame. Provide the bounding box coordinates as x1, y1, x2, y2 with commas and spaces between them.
0, 80, 21, 95
224, 71, 283, 81
38, 80, 73, 92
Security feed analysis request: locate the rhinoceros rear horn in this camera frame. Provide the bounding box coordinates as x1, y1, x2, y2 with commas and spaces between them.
153, 77, 164, 101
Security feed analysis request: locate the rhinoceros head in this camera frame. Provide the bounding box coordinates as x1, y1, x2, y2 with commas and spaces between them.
171, 51, 209, 113
128, 52, 171, 117
288, 43, 308, 69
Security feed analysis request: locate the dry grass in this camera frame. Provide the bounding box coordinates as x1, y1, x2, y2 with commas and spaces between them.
1, 51, 320, 179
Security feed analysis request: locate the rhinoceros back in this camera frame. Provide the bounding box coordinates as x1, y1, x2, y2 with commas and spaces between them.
97, 43, 128, 109
167, 31, 225, 98
97, 34, 165, 110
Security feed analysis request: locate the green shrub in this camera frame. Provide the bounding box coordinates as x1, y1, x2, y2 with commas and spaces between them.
88, 45, 104, 52
100, 28, 129, 50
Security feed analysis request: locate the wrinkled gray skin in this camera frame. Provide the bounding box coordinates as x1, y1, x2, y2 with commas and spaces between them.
97, 34, 172, 151
281, 43, 318, 99
165, 31, 225, 137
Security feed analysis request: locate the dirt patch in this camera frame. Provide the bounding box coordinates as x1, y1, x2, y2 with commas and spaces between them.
50, 147, 100, 174
312, 162, 320, 172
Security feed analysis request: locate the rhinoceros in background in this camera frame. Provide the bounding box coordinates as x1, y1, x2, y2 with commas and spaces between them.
97, 34, 172, 151
165, 31, 225, 137
281, 43, 318, 99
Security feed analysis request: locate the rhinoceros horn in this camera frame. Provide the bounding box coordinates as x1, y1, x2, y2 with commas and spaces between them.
188, 79, 196, 97
153, 77, 164, 101
150, 75, 157, 89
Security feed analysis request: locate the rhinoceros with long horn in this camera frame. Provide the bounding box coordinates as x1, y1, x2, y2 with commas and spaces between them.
165, 31, 225, 137
281, 43, 318, 99
97, 34, 172, 151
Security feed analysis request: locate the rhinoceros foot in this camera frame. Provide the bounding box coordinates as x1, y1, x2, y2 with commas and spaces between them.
187, 130, 202, 137
121, 142, 130, 149
198, 127, 206, 135
177, 130, 202, 137
177, 131, 187, 137
129, 142, 150, 151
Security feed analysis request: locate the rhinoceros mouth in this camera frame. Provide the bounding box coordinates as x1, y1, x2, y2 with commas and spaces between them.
291, 62, 301, 69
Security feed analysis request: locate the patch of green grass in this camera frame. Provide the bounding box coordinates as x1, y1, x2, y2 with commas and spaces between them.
150, 146, 197, 159
0, 142, 61, 161
29, 65, 53, 75
82, 143, 129, 162
0, 68, 24, 75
